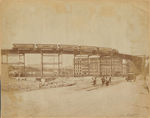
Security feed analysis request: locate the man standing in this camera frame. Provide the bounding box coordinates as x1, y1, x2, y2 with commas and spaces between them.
109, 76, 111, 83
101, 76, 105, 85
92, 77, 96, 86
106, 76, 109, 86
95, 77, 97, 86
101, 76, 103, 85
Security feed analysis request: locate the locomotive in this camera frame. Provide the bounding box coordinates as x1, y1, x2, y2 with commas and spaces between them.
112, 49, 119, 54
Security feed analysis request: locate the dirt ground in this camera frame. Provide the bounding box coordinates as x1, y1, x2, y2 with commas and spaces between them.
1, 76, 149, 117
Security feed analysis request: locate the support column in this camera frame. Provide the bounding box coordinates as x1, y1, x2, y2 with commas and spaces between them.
19, 53, 20, 77
24, 53, 25, 77
74, 54, 75, 77
7, 54, 8, 63
41, 53, 43, 77
61, 53, 63, 76
142, 55, 146, 80
127, 59, 129, 76
1, 55, 3, 63
126, 59, 127, 76
97, 53, 98, 76
88, 55, 90, 76
80, 51, 82, 76
58, 54, 60, 76
111, 54, 112, 77
100, 56, 101, 76
122, 57, 123, 76
53, 57, 54, 69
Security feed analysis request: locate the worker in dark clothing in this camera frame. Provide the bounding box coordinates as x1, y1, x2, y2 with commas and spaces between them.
126, 76, 130, 82
109, 76, 111, 83
101, 76, 105, 85
126, 76, 128, 81
134, 76, 136, 81
92, 77, 96, 86
94, 77, 97, 86
101, 77, 103, 85
106, 77, 109, 86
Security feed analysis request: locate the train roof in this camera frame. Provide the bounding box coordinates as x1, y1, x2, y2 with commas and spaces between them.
13, 43, 34, 45
36, 44, 57, 45
58, 44, 79, 46
80, 45, 97, 47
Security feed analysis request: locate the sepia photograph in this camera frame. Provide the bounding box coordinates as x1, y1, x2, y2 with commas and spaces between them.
1, 0, 149, 117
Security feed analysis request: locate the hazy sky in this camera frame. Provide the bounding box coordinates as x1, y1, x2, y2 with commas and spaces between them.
1, 0, 149, 66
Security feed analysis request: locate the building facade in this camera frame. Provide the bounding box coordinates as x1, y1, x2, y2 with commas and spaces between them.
74, 56, 127, 76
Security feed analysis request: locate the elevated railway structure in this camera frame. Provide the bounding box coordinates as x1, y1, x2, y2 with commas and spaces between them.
1, 44, 146, 77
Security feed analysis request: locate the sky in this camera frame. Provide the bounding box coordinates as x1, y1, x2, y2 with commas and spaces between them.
1, 0, 149, 67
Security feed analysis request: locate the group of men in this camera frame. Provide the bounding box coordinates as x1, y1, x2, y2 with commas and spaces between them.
92, 76, 112, 86
101, 76, 111, 86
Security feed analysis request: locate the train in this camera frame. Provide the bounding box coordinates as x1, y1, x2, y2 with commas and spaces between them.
13, 44, 34, 50
80, 45, 97, 51
112, 49, 119, 54
58, 44, 79, 50
12, 44, 119, 53
98, 47, 112, 53
36, 44, 57, 49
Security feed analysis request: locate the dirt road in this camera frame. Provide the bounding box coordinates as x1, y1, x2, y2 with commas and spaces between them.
1, 77, 149, 117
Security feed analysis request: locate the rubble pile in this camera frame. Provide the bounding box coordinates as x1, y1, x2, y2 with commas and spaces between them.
1, 84, 21, 91
39, 80, 76, 88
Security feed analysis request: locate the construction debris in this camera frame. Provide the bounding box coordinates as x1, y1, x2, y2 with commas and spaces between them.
1, 84, 21, 91
39, 81, 76, 88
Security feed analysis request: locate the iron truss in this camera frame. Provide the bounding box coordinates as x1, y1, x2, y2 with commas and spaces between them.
1, 48, 147, 76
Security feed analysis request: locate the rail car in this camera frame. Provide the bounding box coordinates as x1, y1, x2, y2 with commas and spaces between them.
80, 45, 97, 51
36, 44, 57, 49
98, 47, 112, 53
112, 49, 119, 54
13, 44, 34, 50
58, 44, 79, 50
